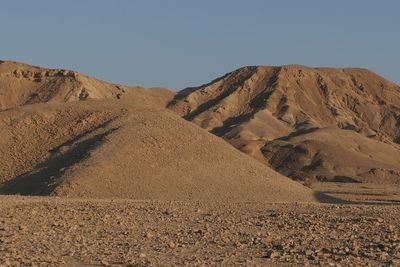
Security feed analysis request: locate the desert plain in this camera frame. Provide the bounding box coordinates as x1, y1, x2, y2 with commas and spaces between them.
0, 60, 400, 266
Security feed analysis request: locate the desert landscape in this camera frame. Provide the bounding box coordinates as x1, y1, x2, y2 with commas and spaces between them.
0, 60, 399, 266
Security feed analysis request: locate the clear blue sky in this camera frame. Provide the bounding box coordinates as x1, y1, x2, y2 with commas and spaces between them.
1, 1, 399, 89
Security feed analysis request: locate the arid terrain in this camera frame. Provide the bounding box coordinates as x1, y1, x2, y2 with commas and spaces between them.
169, 65, 400, 184
1, 197, 400, 266
1, 60, 400, 266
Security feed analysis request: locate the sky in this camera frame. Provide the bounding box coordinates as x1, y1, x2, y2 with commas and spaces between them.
1, 0, 399, 90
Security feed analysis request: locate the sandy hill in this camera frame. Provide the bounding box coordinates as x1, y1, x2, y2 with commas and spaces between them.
0, 98, 316, 202
0, 60, 174, 110
168, 65, 400, 184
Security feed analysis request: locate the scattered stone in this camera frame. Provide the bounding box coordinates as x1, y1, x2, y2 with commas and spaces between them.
168, 241, 176, 249
0, 198, 399, 266
305, 249, 313, 256
270, 251, 279, 258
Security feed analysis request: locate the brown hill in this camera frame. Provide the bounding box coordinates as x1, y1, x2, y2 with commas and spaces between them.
168, 65, 400, 184
0, 99, 316, 202
0, 60, 174, 110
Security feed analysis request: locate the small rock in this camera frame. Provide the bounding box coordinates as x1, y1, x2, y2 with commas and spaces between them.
270, 251, 279, 259
100, 259, 109, 266
145, 232, 154, 238
263, 236, 273, 246
18, 225, 28, 231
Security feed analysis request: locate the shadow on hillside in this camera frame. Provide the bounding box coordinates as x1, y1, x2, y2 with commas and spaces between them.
276, 127, 319, 141
0, 121, 118, 196
313, 191, 353, 204
314, 191, 400, 205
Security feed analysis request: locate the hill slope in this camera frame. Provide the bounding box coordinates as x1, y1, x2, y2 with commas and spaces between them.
168, 65, 400, 183
0, 60, 174, 110
0, 100, 316, 202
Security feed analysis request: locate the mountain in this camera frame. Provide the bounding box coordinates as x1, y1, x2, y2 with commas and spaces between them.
0, 61, 317, 203
0, 60, 174, 110
168, 65, 400, 184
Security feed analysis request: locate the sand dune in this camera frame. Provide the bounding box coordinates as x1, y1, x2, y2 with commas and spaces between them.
169, 65, 400, 183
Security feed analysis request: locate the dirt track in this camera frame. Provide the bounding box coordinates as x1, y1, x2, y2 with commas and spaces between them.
1, 196, 399, 266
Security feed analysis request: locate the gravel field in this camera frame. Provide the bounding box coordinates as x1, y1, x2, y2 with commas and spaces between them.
1, 196, 399, 266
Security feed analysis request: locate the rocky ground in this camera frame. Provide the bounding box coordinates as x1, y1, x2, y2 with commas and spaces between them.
0, 196, 399, 266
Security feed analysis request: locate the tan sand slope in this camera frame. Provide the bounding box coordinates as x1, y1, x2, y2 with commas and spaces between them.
168, 65, 400, 183
0, 101, 316, 202
0, 60, 174, 110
